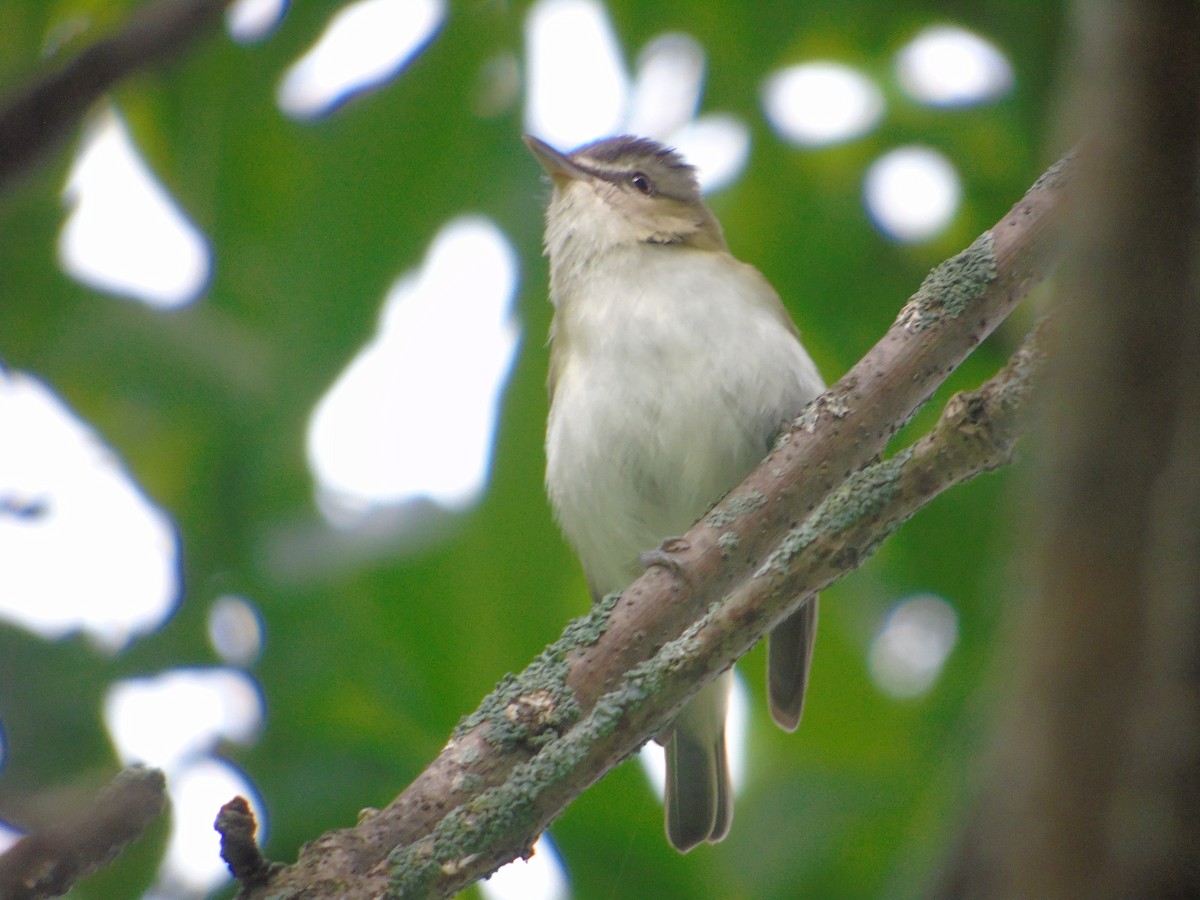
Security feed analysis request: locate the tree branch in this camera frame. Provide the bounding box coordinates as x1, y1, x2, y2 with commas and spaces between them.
395, 320, 1053, 899
0, 0, 233, 192
718, 313, 1050, 645
216, 796, 280, 889
226, 156, 1071, 897
0, 766, 167, 900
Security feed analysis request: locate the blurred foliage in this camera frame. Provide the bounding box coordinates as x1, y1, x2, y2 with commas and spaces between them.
0, 0, 1067, 897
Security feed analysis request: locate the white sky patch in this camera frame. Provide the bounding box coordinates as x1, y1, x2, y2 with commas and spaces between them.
226, 0, 288, 42
640, 670, 750, 800
105, 670, 265, 896
670, 114, 750, 194
481, 833, 570, 900
523, 8, 747, 194
307, 217, 520, 527
207, 594, 265, 667
58, 105, 210, 309
762, 62, 885, 147
0, 821, 19, 856
524, 0, 629, 148
625, 33, 705, 140
0, 370, 179, 651
104, 668, 263, 770
896, 25, 1014, 107
277, 0, 445, 118
863, 145, 961, 242
869, 594, 959, 699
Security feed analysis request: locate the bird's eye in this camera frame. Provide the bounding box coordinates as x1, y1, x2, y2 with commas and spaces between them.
630, 172, 653, 195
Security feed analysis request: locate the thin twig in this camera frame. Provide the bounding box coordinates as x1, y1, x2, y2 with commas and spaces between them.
216, 796, 279, 889
0, 766, 167, 900
0, 0, 232, 192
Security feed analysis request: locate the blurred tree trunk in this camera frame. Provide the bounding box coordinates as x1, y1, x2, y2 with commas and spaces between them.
935, 1, 1200, 896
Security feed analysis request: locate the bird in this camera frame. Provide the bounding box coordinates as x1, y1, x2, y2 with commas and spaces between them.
526, 133, 824, 853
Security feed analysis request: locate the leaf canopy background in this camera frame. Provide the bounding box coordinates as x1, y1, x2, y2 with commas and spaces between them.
0, 1, 1065, 896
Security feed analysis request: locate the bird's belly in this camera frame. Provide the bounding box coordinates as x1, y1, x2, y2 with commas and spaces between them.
546, 349, 787, 596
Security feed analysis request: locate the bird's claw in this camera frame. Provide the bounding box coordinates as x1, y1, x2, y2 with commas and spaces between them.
640, 536, 690, 576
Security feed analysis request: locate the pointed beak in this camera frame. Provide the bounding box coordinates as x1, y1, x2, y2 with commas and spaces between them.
524, 134, 590, 185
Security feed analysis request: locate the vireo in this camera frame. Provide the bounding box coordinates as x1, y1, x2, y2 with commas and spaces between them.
527, 133, 824, 852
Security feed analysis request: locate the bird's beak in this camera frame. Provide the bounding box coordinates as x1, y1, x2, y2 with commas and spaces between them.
524, 134, 590, 185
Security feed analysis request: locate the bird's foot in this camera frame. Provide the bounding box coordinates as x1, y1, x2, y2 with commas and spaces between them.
640, 536, 691, 577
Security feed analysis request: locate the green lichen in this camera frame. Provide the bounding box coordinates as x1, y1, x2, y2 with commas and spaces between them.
896, 232, 998, 331
716, 531, 740, 555
758, 450, 911, 577
791, 392, 851, 435
453, 591, 619, 750
389, 612, 710, 896
704, 507, 736, 528
388, 846, 438, 898
706, 489, 766, 528
790, 405, 817, 436
732, 489, 767, 513
457, 773, 482, 794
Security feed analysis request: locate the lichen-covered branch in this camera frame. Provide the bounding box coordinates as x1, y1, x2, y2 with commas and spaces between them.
0, 766, 167, 900
231, 157, 1070, 898
387, 319, 1050, 898
718, 316, 1050, 648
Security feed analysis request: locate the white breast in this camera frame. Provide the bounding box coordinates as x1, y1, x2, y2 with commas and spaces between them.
545, 244, 823, 596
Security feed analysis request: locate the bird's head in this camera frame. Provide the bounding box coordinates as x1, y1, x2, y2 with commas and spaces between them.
525, 134, 726, 259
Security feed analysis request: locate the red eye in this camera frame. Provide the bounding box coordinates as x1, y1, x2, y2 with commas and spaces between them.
630, 172, 653, 194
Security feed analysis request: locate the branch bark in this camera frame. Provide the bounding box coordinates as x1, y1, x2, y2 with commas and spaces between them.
226, 157, 1071, 897
0, 0, 233, 192
0, 766, 167, 900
